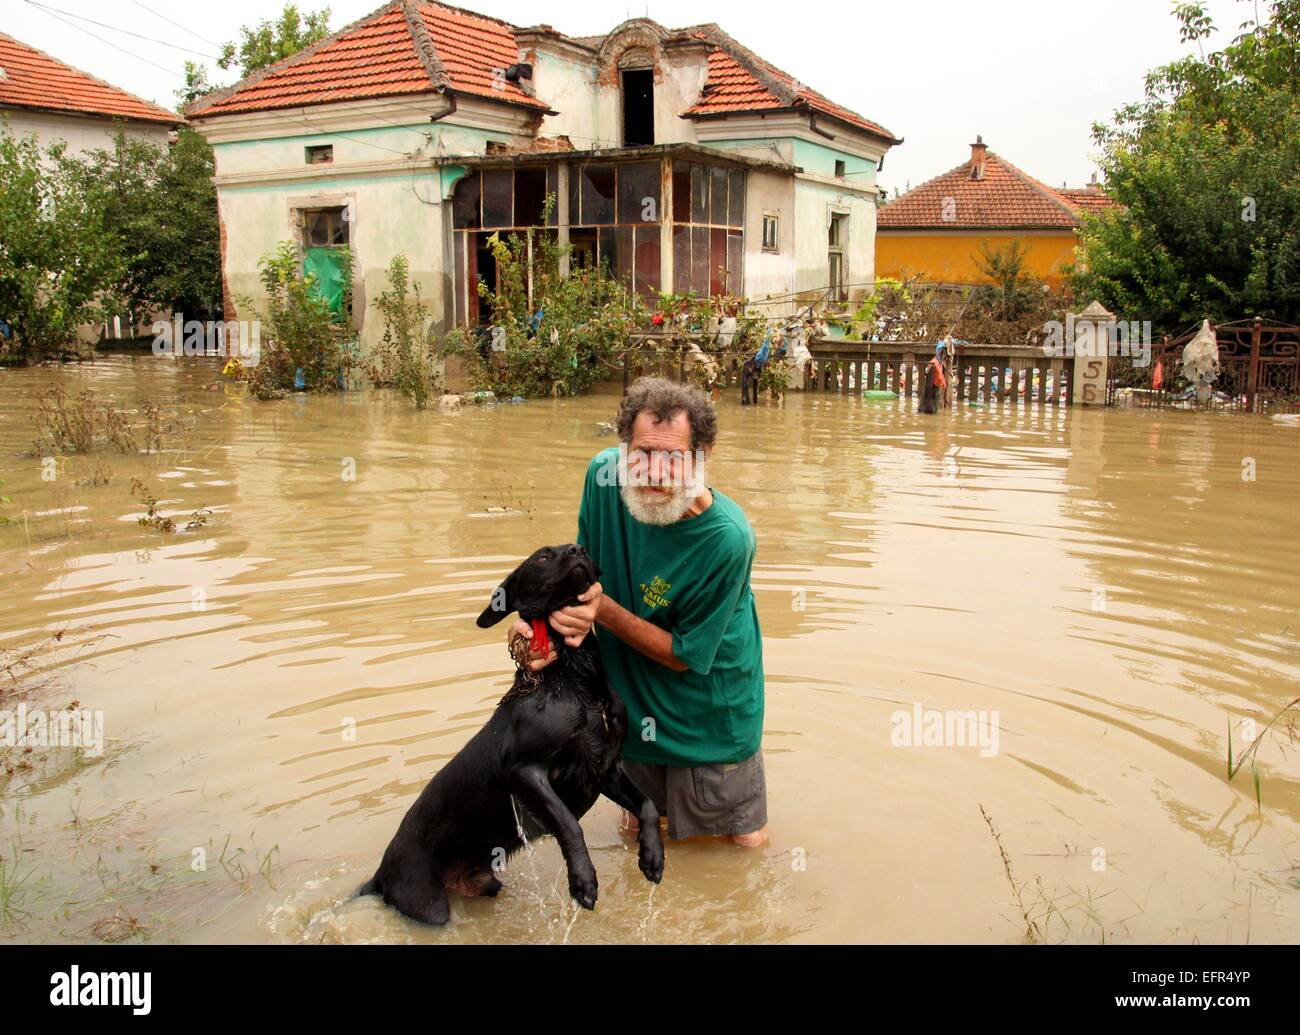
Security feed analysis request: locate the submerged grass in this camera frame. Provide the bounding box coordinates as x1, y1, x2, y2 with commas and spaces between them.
1227, 697, 1300, 810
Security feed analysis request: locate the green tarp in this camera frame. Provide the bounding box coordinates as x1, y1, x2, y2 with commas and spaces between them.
304, 247, 346, 318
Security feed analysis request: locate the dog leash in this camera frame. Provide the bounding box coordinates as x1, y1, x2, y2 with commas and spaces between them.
503, 631, 544, 703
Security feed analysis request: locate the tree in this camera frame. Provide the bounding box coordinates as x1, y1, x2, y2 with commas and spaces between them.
150, 129, 223, 321
970, 240, 1045, 321
0, 127, 125, 363
66, 128, 222, 329
176, 61, 215, 112
1077, 0, 1300, 331
218, 4, 332, 78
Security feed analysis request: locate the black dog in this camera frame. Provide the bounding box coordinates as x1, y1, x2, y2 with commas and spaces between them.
357, 543, 664, 924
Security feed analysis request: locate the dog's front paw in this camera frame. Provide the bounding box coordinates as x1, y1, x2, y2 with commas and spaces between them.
638, 839, 664, 883
568, 867, 598, 910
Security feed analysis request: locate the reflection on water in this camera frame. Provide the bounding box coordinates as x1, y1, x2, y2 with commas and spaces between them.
0, 356, 1297, 943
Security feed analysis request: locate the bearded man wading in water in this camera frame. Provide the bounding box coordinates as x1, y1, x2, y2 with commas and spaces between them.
510, 377, 768, 847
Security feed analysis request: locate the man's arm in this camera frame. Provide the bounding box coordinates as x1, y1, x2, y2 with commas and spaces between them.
514, 587, 687, 673
535, 524, 752, 676
593, 594, 688, 672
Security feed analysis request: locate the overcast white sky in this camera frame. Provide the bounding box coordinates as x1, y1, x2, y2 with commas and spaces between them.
9, 0, 1256, 192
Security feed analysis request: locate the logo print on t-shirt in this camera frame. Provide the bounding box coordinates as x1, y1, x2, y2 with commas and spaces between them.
640, 575, 672, 610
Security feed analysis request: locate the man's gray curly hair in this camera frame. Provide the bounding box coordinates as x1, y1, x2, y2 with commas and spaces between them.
615, 376, 718, 449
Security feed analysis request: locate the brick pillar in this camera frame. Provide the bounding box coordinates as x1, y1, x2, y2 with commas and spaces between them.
1072, 300, 1113, 406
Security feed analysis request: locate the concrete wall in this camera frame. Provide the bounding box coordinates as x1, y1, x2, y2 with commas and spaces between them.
791, 137, 875, 181
742, 168, 795, 305
875, 229, 1079, 288
530, 30, 706, 149
209, 116, 523, 176
0, 108, 173, 156
650, 50, 707, 147
212, 124, 427, 175
711, 136, 879, 306
216, 171, 446, 351
793, 178, 876, 303
531, 51, 602, 147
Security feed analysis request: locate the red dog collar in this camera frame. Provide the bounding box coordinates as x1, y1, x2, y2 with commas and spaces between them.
529, 619, 551, 656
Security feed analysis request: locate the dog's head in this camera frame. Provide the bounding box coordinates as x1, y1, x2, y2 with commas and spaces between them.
476, 544, 601, 628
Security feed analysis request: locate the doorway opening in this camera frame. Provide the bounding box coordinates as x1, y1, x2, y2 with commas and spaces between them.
621, 68, 654, 147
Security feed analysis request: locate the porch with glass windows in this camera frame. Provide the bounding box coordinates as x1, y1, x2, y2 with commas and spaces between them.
439, 144, 795, 326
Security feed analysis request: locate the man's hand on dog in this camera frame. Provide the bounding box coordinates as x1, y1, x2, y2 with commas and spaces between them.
509, 582, 603, 671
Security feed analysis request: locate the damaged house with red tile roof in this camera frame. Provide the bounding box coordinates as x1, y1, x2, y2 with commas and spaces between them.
0, 31, 180, 154
184, 0, 900, 344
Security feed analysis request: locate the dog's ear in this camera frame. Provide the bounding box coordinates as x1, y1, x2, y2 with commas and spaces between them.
476, 570, 517, 628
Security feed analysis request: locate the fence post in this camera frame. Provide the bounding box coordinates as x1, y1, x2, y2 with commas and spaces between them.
1247, 316, 1262, 412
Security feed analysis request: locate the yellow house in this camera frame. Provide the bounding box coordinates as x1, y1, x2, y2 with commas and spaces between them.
875, 137, 1113, 289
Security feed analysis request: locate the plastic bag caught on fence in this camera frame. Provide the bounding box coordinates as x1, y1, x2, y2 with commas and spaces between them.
1181, 319, 1220, 404
786, 323, 813, 381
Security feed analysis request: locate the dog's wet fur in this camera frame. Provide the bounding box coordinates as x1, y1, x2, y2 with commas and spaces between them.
356, 543, 664, 924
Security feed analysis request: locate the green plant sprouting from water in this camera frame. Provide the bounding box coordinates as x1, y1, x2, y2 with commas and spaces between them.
129, 478, 210, 534
1226, 697, 1300, 810
239, 241, 356, 400
365, 253, 441, 408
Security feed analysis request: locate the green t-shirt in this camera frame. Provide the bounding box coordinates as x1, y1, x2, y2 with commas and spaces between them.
576, 447, 764, 766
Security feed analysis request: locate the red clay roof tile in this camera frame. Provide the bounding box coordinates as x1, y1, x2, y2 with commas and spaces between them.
192, 1, 547, 118
1058, 187, 1119, 217
187, 2, 892, 143
0, 31, 179, 126
682, 44, 898, 143
878, 151, 1114, 230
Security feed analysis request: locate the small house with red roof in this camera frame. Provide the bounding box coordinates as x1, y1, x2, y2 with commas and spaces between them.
875, 137, 1115, 289
184, 1, 900, 344
0, 31, 180, 154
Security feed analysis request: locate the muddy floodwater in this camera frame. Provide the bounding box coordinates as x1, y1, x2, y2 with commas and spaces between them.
1, 354, 1298, 944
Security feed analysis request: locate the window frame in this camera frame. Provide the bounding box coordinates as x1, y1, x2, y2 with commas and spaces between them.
828, 211, 849, 302
302, 206, 350, 249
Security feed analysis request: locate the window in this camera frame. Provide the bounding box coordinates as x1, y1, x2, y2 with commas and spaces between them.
303, 207, 348, 247
481, 168, 514, 228
834, 159, 846, 178
669, 159, 745, 296
579, 164, 616, 225
514, 167, 548, 227
762, 213, 779, 252
828, 213, 848, 302
617, 161, 660, 225
621, 68, 654, 147
452, 162, 669, 324
306, 144, 333, 164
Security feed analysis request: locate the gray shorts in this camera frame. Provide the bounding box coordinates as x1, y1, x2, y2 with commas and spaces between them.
620, 749, 767, 840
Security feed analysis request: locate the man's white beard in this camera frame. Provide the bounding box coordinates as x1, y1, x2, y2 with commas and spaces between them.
621, 460, 707, 526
